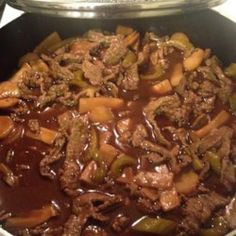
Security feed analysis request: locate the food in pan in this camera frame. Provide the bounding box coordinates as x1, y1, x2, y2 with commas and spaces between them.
0, 25, 236, 236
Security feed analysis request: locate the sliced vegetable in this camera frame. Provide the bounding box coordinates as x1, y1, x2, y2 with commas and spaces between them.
71, 70, 88, 88
224, 63, 236, 79
183, 48, 205, 71
10, 63, 31, 83
170, 63, 183, 87
124, 31, 139, 47
169, 32, 193, 51
31, 59, 49, 73
135, 166, 173, 190
152, 79, 172, 95
99, 144, 119, 166
0, 81, 20, 99
34, 32, 62, 54
132, 217, 177, 235
48, 37, 75, 53
0, 116, 14, 139
192, 157, 204, 171
5, 204, 58, 229
0, 98, 19, 109
92, 165, 107, 184
79, 161, 97, 185
79, 97, 124, 113
195, 110, 230, 138
89, 106, 114, 123
160, 188, 180, 211
140, 64, 163, 80
205, 151, 221, 175
4, 126, 24, 144
175, 170, 199, 195
18, 52, 39, 67
78, 86, 98, 98
122, 50, 137, 68
110, 154, 136, 178
87, 127, 99, 162
0, 163, 18, 187
116, 25, 134, 36
199, 229, 221, 236
229, 94, 236, 112
26, 127, 59, 145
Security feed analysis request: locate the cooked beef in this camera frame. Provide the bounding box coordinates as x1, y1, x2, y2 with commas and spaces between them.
144, 96, 177, 146
137, 197, 161, 214
121, 64, 139, 90
82, 59, 104, 86
179, 192, 228, 235
221, 159, 236, 191
42, 54, 74, 81
131, 124, 148, 147
198, 126, 233, 154
40, 134, 66, 179
60, 117, 88, 196
63, 214, 88, 236
111, 214, 130, 232
63, 192, 123, 235
103, 36, 127, 65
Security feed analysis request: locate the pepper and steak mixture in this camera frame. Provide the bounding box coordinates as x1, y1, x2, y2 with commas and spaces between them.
0, 26, 236, 236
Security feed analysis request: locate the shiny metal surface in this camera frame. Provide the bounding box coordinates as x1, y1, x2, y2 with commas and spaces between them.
6, 0, 226, 18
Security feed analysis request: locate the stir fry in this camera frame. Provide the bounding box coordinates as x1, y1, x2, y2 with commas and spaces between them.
0, 25, 236, 236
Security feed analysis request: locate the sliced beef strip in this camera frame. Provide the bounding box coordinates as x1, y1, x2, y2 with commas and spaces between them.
137, 44, 150, 66
83, 226, 108, 236
82, 59, 104, 86
217, 127, 233, 159
121, 63, 139, 90
63, 192, 123, 236
140, 152, 166, 167
144, 96, 180, 147
54, 53, 84, 67
40, 134, 66, 179
63, 213, 89, 236
131, 123, 181, 172
38, 83, 76, 108
198, 126, 233, 154
137, 139, 180, 173
205, 57, 232, 103
58, 110, 77, 133
137, 197, 161, 214
197, 80, 219, 98
41, 54, 74, 81
164, 126, 188, 146
59, 116, 89, 196
178, 192, 229, 235
221, 159, 236, 191
111, 214, 130, 232
103, 35, 127, 65
131, 124, 148, 147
